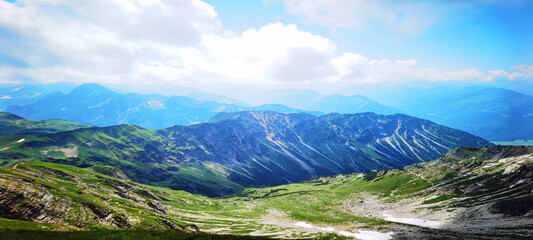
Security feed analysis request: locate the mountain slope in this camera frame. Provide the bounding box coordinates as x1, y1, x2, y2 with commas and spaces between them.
237, 145, 533, 239
249, 104, 322, 115
0, 162, 200, 231
0, 112, 93, 136
185, 111, 490, 187
0, 111, 491, 196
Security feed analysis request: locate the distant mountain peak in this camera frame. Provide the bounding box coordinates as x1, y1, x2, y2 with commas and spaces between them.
208, 110, 311, 124
69, 83, 115, 95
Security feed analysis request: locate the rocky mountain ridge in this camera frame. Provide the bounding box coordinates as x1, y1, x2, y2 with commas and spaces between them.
0, 111, 491, 196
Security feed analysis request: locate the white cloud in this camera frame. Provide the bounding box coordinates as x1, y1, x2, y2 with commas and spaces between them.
0, 1, 36, 34
200, 23, 337, 83
0, 0, 529, 91
510, 64, 533, 79
486, 64, 532, 81
330, 53, 529, 83
0, 0, 223, 85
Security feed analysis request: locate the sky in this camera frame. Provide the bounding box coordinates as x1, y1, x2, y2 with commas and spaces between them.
0, 0, 531, 98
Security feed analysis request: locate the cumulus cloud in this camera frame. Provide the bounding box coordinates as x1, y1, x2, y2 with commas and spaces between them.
200, 23, 337, 83
0, 0, 529, 90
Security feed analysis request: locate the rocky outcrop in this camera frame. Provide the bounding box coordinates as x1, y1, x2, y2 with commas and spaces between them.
491, 196, 533, 216
0, 177, 70, 224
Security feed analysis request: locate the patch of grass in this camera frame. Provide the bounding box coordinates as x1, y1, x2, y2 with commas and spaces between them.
492, 140, 533, 146
422, 194, 458, 204
0, 218, 67, 231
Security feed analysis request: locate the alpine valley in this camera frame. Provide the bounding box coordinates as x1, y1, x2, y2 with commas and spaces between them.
0, 139, 531, 239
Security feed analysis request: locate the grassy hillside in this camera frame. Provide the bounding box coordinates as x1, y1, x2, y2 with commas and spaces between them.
0, 124, 242, 197
0, 146, 530, 239
0, 112, 93, 136
0, 161, 344, 239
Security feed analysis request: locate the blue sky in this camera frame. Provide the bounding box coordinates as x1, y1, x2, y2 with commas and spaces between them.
205, 0, 531, 70
0, 0, 531, 96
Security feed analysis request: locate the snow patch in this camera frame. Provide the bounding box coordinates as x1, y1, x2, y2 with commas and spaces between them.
295, 222, 393, 240
16, 138, 25, 143
383, 213, 441, 228
338, 230, 394, 240
295, 222, 335, 232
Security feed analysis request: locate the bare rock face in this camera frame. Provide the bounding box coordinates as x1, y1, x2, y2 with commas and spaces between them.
39, 167, 78, 180
147, 201, 167, 214
183, 224, 200, 233
491, 196, 533, 216
0, 178, 70, 224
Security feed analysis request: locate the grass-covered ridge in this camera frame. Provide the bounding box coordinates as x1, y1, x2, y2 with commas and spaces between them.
0, 112, 93, 136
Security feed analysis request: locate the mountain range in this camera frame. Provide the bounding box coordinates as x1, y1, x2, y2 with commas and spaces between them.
4, 83, 399, 129
230, 85, 533, 141
379, 86, 533, 141
237, 89, 402, 115
0, 111, 491, 196
5, 83, 240, 128
4, 83, 533, 141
